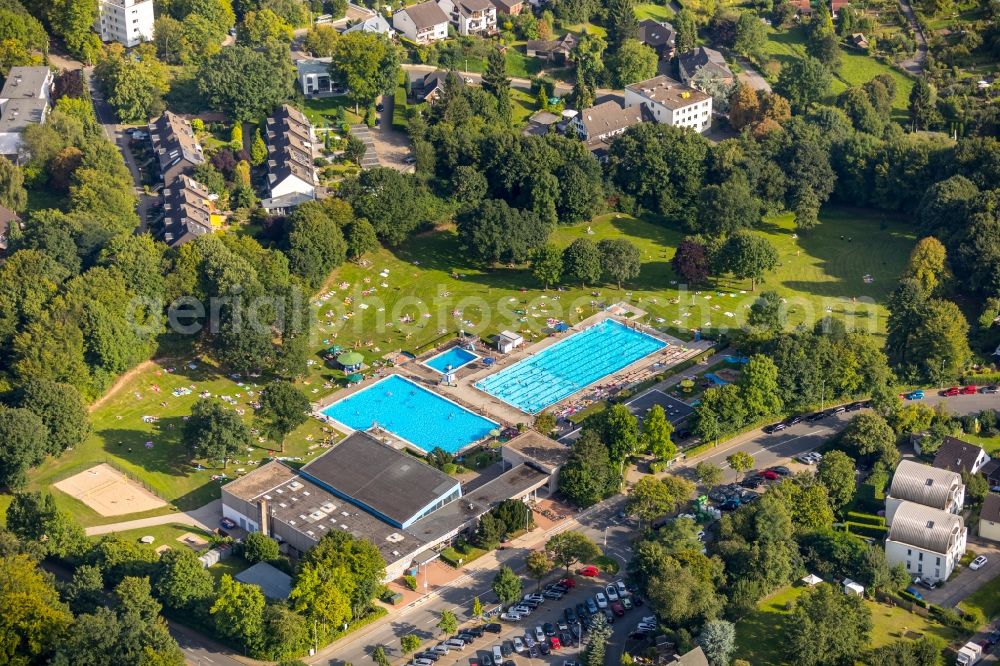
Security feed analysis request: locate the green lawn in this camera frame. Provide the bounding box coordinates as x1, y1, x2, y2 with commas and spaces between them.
208, 555, 256, 582
950, 432, 1000, 455
92, 522, 213, 549
735, 584, 961, 664
960, 572, 1000, 620
301, 96, 364, 128
23, 207, 914, 526
635, 3, 674, 20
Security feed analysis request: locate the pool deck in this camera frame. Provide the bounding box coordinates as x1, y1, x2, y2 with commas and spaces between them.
312, 308, 714, 439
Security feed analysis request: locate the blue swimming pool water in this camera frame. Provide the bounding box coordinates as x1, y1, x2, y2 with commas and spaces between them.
425, 347, 478, 374
705, 372, 728, 385
320, 375, 497, 453
475, 319, 667, 414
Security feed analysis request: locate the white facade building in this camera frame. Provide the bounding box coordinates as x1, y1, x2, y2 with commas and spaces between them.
393, 1, 450, 43
438, 0, 497, 36
885, 459, 965, 526
885, 501, 967, 583
96, 0, 155, 48
0, 66, 53, 159
624, 75, 713, 133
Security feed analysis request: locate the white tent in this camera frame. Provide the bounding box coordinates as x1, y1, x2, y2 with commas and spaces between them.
801, 573, 823, 587
843, 578, 865, 597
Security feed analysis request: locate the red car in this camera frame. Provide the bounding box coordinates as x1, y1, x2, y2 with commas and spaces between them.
962, 385, 978, 395
761, 469, 780, 480
578, 566, 600, 577
550, 636, 562, 650
610, 601, 625, 617
942, 387, 961, 396
559, 577, 576, 589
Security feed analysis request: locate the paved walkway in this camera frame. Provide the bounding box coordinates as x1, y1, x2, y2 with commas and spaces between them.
897, 0, 928, 75
85, 499, 221, 536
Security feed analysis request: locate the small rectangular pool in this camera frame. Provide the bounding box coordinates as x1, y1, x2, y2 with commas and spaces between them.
424, 346, 478, 374
320, 375, 497, 453
475, 319, 666, 414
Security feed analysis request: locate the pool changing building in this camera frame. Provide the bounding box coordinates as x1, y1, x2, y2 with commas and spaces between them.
221, 430, 554, 580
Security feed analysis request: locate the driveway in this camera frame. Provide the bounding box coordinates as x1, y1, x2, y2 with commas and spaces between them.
734, 56, 772, 93
375, 95, 415, 172
896, 0, 928, 75
924, 537, 1000, 609
85, 499, 221, 536
349, 124, 380, 169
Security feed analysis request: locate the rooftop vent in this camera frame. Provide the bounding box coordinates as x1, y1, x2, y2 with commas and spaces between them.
289, 481, 303, 490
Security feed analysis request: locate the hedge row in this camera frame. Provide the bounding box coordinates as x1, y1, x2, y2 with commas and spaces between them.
962, 372, 1000, 386
846, 511, 886, 526
845, 521, 888, 539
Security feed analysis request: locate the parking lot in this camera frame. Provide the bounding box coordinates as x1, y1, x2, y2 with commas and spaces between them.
624, 389, 694, 426
410, 574, 649, 666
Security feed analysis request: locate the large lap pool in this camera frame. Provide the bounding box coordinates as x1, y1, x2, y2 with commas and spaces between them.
320, 375, 497, 453
424, 346, 478, 374
475, 319, 666, 414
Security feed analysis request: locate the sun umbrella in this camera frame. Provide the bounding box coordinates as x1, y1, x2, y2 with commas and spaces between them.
337, 351, 364, 368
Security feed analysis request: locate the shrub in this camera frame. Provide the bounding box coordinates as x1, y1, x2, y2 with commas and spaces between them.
243, 532, 280, 563
403, 574, 418, 591
844, 521, 888, 539
846, 511, 886, 526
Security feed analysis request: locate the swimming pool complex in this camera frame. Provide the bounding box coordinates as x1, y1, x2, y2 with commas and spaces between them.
475, 319, 666, 414
424, 346, 478, 374
320, 375, 496, 453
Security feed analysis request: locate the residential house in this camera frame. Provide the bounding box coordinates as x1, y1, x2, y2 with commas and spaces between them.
295, 57, 335, 98
342, 12, 393, 35
885, 459, 965, 526
671, 646, 710, 666
980, 459, 1000, 488
885, 501, 967, 583
490, 0, 523, 15
933, 436, 991, 476
0, 66, 53, 159
438, 0, 497, 36
263, 104, 318, 213
831, 0, 850, 17
525, 33, 576, 64
0, 205, 20, 254
850, 32, 869, 49
96, 0, 154, 47
522, 110, 561, 136
393, 1, 450, 43
979, 494, 1000, 542
624, 75, 713, 133
160, 174, 224, 247
677, 46, 735, 87
415, 70, 464, 103
793, 0, 814, 16
570, 101, 644, 158
149, 111, 205, 184
638, 19, 676, 59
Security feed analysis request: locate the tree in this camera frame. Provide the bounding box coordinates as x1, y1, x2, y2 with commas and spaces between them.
563, 238, 602, 286
244, 532, 280, 563
346, 218, 379, 260
734, 12, 767, 62
5, 491, 86, 557
747, 290, 783, 333
482, 47, 511, 123
675, 9, 697, 52
606, 0, 638, 50
198, 45, 293, 120
491, 565, 522, 605
696, 461, 723, 488
546, 531, 600, 574
584, 612, 612, 666
0, 156, 26, 211
626, 476, 695, 526
738, 355, 783, 418
182, 398, 252, 468
776, 56, 832, 113
729, 83, 760, 130
672, 239, 711, 285
784, 584, 872, 666
401, 634, 421, 655
0, 406, 46, 489
296, 530, 385, 618
597, 238, 641, 288
257, 380, 310, 452
589, 403, 640, 463
211, 574, 266, 650
239, 8, 293, 47
908, 78, 937, 131
0, 554, 73, 664
842, 412, 899, 468
531, 243, 563, 289
698, 619, 736, 666
526, 550, 553, 591
94, 44, 168, 123
646, 554, 725, 627
12, 378, 89, 456
437, 609, 458, 636
457, 198, 549, 266
699, 173, 761, 237
154, 546, 214, 610
717, 230, 778, 290
471, 596, 483, 620
559, 429, 620, 507
816, 450, 856, 511
64, 564, 105, 615
726, 451, 754, 480
250, 128, 267, 166
642, 405, 675, 460
328, 32, 399, 112
903, 236, 949, 296
372, 645, 390, 666
534, 411, 556, 435
612, 39, 658, 87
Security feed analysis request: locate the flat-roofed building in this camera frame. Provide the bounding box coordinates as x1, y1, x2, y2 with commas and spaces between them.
0, 66, 53, 158
624, 75, 713, 133
96, 0, 154, 47
502, 430, 570, 494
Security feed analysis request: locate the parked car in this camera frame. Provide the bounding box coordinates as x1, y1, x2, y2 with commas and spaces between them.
538, 641, 550, 656
595, 592, 608, 609
578, 566, 599, 577
615, 581, 628, 597
468, 626, 485, 637
846, 401, 865, 412
971, 555, 989, 570
762, 422, 787, 434
543, 622, 556, 637
564, 607, 576, 624
543, 589, 563, 600
550, 635, 562, 650
444, 639, 466, 650
500, 612, 522, 622
586, 598, 598, 615
741, 475, 764, 489
906, 390, 925, 400
942, 387, 961, 397
806, 411, 826, 421
785, 415, 804, 426
523, 593, 545, 604
905, 586, 925, 601
416, 653, 439, 662
610, 601, 625, 617
913, 577, 937, 590
605, 585, 619, 601
621, 596, 633, 611
981, 385, 999, 394
831, 405, 847, 415
484, 623, 502, 634
962, 385, 978, 395
770, 466, 791, 476
761, 469, 780, 480
512, 636, 525, 653
481, 654, 493, 666
720, 498, 741, 511
603, 608, 614, 624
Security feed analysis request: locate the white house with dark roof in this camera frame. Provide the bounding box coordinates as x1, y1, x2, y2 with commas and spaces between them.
885, 501, 967, 583
570, 101, 644, 155
393, 0, 450, 43
438, 0, 496, 35
933, 436, 991, 476
624, 75, 712, 133
885, 459, 965, 526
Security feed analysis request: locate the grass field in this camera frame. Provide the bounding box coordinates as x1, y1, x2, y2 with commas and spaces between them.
21, 207, 914, 526
301, 96, 364, 128
635, 3, 674, 20
953, 432, 1000, 454
735, 584, 961, 664
960, 572, 1000, 620
93, 522, 213, 549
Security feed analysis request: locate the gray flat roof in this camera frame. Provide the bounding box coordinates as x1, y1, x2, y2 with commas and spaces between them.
234, 561, 292, 600
0, 66, 50, 100
503, 431, 570, 471
300, 431, 459, 526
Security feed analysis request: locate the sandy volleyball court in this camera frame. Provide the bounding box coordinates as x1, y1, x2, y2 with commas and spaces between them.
54, 463, 167, 516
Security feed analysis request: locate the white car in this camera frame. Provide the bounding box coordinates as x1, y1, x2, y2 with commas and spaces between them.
430, 644, 450, 655
523, 593, 545, 604
534, 625, 546, 643
605, 585, 619, 601
641, 616, 658, 624
697, 530, 706, 541
512, 636, 525, 653
444, 639, 466, 650
500, 611, 522, 622
615, 581, 628, 597
636, 622, 657, 632
971, 555, 989, 570
595, 592, 608, 609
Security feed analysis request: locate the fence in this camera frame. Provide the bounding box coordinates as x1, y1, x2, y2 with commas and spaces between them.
50, 457, 166, 502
